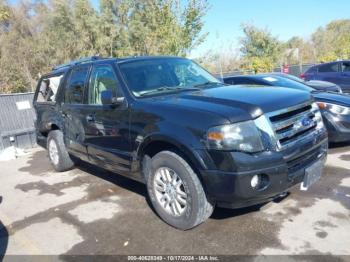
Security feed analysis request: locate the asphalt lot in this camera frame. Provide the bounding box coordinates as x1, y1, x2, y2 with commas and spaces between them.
0, 144, 349, 258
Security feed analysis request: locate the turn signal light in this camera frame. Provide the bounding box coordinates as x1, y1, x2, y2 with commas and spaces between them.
207, 132, 224, 141
317, 102, 326, 109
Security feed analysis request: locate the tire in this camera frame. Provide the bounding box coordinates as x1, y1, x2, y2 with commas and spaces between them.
47, 130, 74, 172
146, 151, 214, 230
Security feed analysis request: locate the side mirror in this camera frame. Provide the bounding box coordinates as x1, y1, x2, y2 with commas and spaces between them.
101, 90, 125, 106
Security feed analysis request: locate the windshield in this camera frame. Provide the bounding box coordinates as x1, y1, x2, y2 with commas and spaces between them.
280, 74, 305, 83
259, 76, 314, 92
118, 58, 221, 97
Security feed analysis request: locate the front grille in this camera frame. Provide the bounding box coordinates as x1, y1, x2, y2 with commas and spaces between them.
287, 146, 320, 173
267, 102, 319, 150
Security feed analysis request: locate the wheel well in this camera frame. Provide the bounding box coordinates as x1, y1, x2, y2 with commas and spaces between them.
141, 140, 203, 179
51, 124, 60, 130
141, 140, 180, 159
41, 123, 60, 137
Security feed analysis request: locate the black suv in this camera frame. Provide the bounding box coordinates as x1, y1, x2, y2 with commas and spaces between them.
34, 56, 328, 230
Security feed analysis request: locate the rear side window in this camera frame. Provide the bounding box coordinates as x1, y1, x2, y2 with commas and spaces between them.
318, 63, 339, 73
65, 66, 90, 104
36, 74, 63, 103
341, 62, 350, 72
305, 66, 316, 74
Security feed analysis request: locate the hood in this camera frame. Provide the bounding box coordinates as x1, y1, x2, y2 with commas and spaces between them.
307, 80, 341, 92
152, 85, 312, 123
307, 80, 337, 87
313, 92, 350, 106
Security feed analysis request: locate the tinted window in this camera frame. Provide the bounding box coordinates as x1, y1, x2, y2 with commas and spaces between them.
280, 74, 305, 83
88, 65, 118, 105
232, 77, 263, 85
305, 66, 317, 74
341, 62, 350, 72
118, 58, 220, 97
65, 66, 89, 104
318, 63, 339, 73
224, 78, 235, 85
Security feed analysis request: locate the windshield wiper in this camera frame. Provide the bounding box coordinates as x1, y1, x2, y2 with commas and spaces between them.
138, 86, 200, 97
193, 81, 225, 88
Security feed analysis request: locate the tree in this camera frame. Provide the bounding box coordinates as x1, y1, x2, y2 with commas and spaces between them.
128, 0, 208, 56
283, 36, 316, 65
74, 0, 99, 56
239, 24, 282, 73
0, 0, 209, 93
312, 19, 350, 62
240, 24, 282, 61
0, 0, 9, 23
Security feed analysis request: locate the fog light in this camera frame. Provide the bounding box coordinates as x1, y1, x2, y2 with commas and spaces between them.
251, 175, 260, 189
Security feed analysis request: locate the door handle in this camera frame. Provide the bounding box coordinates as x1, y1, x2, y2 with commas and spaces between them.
86, 114, 95, 122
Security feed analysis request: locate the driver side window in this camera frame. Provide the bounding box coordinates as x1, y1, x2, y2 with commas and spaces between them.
342, 62, 350, 72
88, 65, 118, 105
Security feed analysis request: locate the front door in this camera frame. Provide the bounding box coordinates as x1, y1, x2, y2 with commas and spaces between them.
83, 64, 132, 174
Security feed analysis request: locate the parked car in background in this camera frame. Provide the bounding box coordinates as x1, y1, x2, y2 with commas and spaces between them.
224, 74, 350, 143
271, 73, 342, 93
301, 60, 350, 94
34, 56, 328, 230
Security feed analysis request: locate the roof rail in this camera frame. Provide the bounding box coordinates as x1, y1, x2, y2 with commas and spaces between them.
52, 56, 102, 71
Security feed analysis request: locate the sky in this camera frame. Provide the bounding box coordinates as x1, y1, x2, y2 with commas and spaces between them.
9, 0, 350, 58
188, 0, 350, 58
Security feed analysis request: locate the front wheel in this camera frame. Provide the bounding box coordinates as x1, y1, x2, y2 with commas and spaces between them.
146, 151, 214, 230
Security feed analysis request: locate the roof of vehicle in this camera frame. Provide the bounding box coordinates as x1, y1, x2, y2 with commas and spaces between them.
311, 60, 350, 67
50, 55, 185, 73
116, 55, 185, 63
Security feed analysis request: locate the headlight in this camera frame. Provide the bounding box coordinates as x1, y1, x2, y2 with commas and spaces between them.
312, 102, 325, 129
206, 120, 264, 152
317, 102, 350, 115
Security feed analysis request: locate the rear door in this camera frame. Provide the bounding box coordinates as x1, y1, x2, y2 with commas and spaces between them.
83, 64, 132, 174
340, 61, 350, 93
316, 62, 341, 85
61, 65, 91, 161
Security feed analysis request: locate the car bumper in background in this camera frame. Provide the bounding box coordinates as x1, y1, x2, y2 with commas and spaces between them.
322, 111, 350, 143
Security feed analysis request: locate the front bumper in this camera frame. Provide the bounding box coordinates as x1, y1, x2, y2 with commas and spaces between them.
198, 131, 328, 209
322, 111, 350, 143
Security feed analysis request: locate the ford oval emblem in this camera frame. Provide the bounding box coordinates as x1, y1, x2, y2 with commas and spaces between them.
301, 117, 312, 127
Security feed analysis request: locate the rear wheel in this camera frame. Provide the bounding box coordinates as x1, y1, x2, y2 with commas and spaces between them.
47, 130, 74, 172
146, 151, 214, 230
